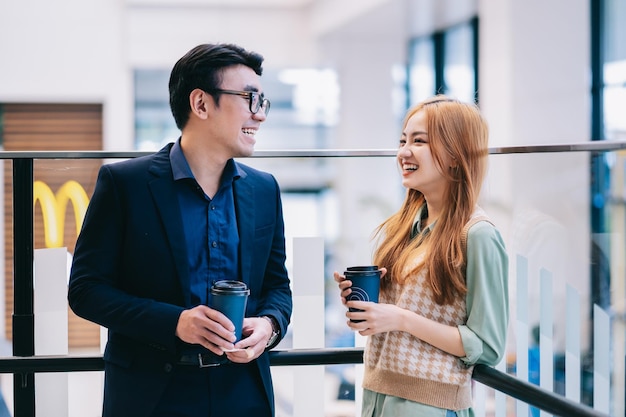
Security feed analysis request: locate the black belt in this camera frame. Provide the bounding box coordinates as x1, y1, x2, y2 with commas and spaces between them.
176, 353, 228, 368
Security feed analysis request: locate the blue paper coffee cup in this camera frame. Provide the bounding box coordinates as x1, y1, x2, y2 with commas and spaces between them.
345, 266, 381, 322
209, 280, 250, 342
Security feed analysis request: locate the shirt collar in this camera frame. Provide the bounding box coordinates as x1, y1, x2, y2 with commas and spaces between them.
170, 138, 242, 184
410, 204, 435, 239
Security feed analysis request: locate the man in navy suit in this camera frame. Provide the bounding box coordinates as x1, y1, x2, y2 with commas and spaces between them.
68, 43, 292, 417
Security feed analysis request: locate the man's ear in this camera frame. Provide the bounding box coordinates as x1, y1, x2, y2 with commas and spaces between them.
189, 88, 210, 120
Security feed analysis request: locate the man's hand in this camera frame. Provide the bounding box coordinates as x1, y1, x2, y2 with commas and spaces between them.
224, 317, 273, 363
175, 305, 237, 355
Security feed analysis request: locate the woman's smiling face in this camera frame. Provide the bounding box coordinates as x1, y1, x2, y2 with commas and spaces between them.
397, 110, 450, 199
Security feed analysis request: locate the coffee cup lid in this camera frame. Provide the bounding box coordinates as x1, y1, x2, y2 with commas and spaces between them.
211, 280, 249, 294
346, 265, 379, 272
345, 266, 381, 275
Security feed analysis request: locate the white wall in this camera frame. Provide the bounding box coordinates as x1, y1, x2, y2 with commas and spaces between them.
479, 0, 591, 350
0, 1, 318, 151
127, 6, 316, 69
0, 0, 131, 150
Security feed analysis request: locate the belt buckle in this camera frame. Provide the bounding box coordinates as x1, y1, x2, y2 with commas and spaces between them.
198, 353, 221, 368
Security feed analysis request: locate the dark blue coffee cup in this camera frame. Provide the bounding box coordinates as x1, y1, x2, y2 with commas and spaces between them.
344, 266, 381, 322
209, 280, 250, 342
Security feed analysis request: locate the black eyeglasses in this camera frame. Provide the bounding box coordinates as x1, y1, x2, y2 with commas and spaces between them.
208, 89, 271, 116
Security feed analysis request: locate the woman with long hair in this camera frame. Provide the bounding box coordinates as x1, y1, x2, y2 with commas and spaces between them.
335, 95, 509, 417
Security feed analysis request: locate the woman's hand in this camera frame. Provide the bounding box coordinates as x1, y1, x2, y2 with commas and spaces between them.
333, 271, 352, 305
344, 300, 405, 336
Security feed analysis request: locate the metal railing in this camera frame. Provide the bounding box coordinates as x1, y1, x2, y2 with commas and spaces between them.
4, 141, 625, 417
0, 349, 607, 417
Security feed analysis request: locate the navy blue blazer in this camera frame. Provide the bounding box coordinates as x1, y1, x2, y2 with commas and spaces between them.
68, 143, 292, 417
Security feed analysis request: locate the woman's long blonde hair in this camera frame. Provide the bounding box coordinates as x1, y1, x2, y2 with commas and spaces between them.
373, 96, 489, 305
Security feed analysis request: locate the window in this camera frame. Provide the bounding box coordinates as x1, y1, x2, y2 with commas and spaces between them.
590, 0, 626, 321
602, 0, 626, 141
407, 18, 478, 105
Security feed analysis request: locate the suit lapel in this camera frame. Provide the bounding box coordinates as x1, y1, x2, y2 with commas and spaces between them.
148, 146, 193, 306
233, 170, 255, 288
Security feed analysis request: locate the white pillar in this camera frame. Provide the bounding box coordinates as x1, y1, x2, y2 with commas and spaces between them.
292, 237, 325, 417
34, 248, 69, 417
321, 36, 406, 270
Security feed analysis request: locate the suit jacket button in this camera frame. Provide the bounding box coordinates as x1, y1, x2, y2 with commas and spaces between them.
164, 363, 173, 373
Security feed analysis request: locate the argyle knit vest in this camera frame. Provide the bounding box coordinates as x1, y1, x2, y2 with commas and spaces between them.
361, 210, 490, 410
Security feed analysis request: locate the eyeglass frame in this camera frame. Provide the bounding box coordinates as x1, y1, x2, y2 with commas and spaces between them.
206, 89, 271, 116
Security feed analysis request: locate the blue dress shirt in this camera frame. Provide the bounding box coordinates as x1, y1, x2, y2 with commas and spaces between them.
170, 139, 241, 307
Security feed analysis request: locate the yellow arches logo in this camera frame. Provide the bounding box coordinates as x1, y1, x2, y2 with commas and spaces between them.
33, 180, 89, 248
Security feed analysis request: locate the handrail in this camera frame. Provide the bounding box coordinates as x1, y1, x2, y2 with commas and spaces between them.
472, 365, 607, 417
0, 349, 607, 417
0, 139, 626, 159
0, 349, 364, 374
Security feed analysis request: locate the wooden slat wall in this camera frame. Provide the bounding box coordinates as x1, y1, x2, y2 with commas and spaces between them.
3, 103, 103, 348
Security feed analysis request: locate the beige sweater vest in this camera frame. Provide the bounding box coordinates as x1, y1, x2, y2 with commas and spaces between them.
362, 211, 490, 410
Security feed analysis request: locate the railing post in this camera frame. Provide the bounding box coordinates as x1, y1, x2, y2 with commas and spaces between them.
13, 158, 35, 417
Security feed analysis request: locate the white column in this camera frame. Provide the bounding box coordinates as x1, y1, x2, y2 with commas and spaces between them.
565, 285, 581, 402
292, 237, 325, 417
593, 305, 610, 414
321, 36, 405, 272
34, 248, 69, 417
